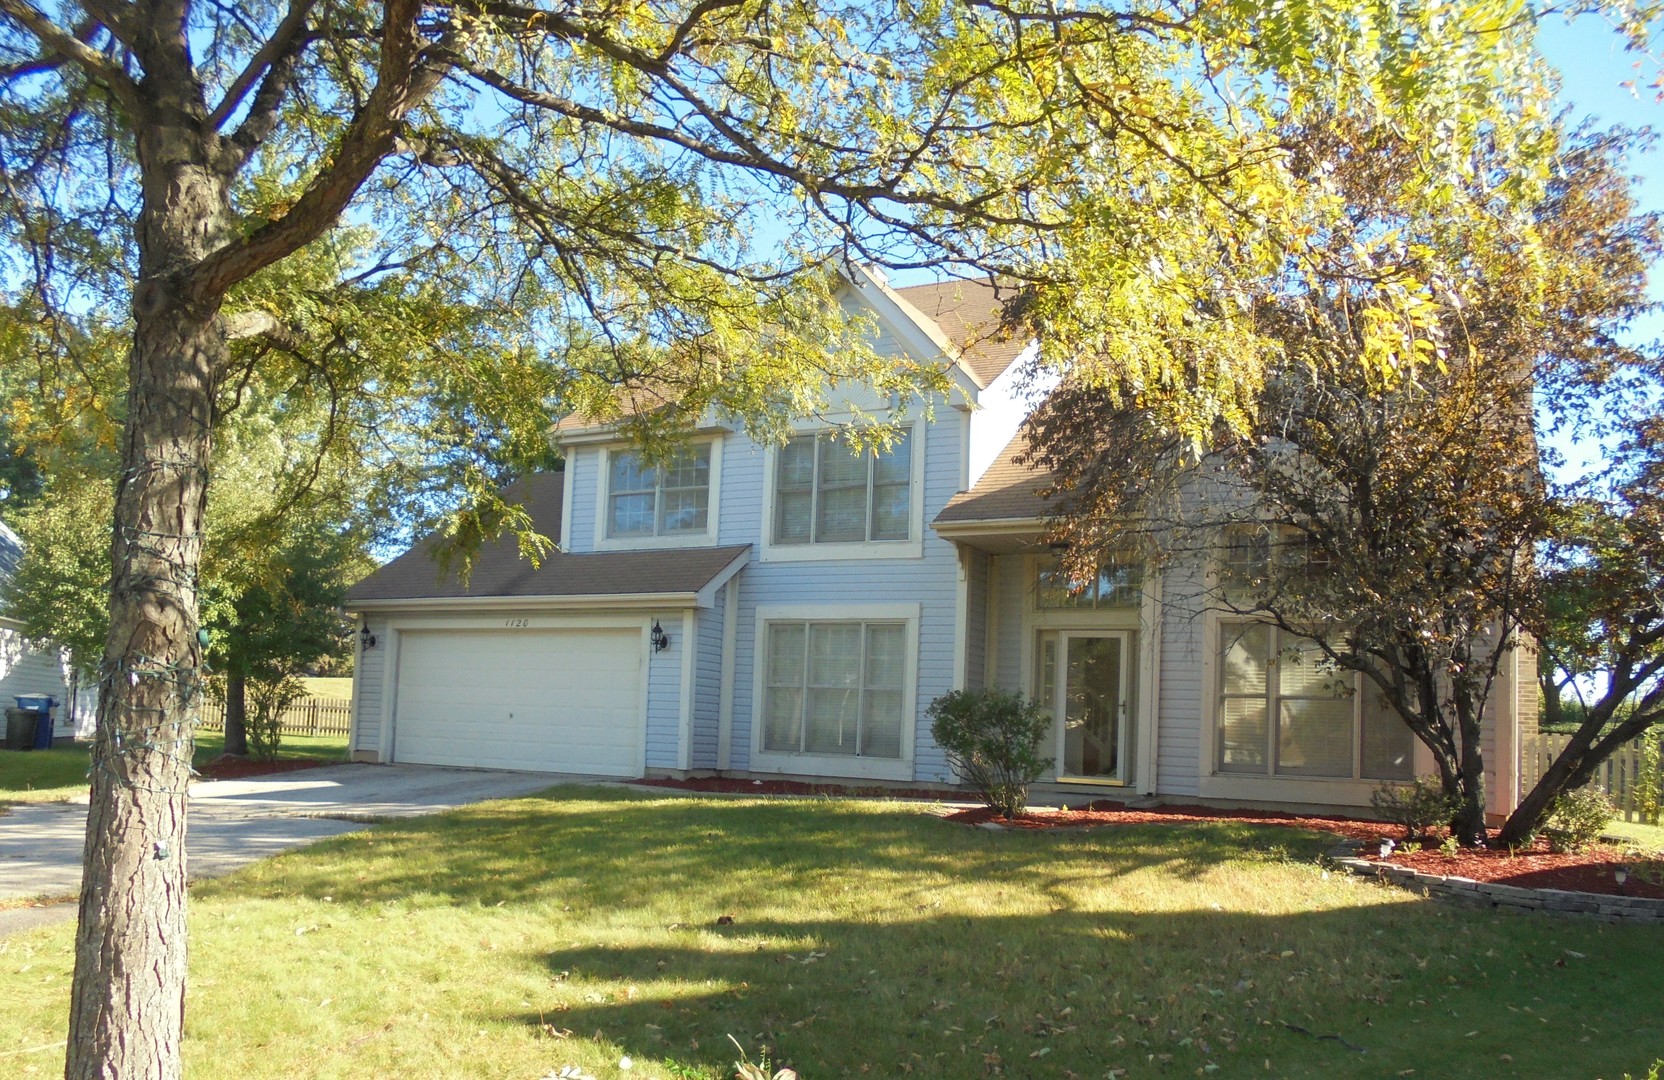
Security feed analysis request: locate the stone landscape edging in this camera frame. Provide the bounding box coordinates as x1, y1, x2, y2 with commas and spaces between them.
1323, 839, 1664, 922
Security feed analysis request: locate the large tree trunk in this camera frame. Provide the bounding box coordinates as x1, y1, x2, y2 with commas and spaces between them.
1453, 699, 1489, 846
66, 111, 232, 1080
222, 669, 249, 757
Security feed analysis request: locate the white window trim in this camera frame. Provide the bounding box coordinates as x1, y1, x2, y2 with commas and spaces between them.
1197, 612, 1433, 805
750, 601, 920, 781
758, 422, 925, 562
592, 439, 723, 551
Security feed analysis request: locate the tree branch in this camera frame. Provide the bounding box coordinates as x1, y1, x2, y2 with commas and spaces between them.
0, 0, 140, 112
188, 0, 440, 296
208, 0, 316, 132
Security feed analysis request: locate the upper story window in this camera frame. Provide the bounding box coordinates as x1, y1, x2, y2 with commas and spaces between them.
1036, 552, 1144, 609
773, 430, 912, 545
607, 444, 711, 539
1219, 524, 1330, 595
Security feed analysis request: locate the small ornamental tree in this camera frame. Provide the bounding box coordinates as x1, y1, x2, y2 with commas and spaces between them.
928, 689, 1053, 819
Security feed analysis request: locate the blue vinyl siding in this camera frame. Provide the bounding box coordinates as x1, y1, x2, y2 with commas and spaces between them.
991, 553, 1027, 692
566, 447, 601, 552
645, 624, 683, 770
352, 615, 388, 755
1156, 555, 1206, 797
964, 550, 988, 690
725, 400, 964, 784
692, 588, 725, 769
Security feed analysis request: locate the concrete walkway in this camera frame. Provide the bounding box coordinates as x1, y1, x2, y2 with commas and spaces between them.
0, 763, 590, 936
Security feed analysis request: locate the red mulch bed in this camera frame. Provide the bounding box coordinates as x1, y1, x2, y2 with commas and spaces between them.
632, 776, 964, 801
1362, 840, 1664, 899
947, 801, 1386, 840
195, 755, 328, 781
944, 802, 1664, 899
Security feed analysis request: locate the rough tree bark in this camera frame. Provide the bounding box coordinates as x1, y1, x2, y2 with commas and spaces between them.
64, 85, 233, 1080
57, 5, 436, 1074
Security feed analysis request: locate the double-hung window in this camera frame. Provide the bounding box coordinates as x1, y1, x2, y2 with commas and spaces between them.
1217, 622, 1414, 780
773, 431, 912, 545
607, 445, 711, 539
762, 620, 906, 760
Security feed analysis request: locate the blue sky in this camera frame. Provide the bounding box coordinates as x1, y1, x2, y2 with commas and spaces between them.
1538, 18, 1664, 477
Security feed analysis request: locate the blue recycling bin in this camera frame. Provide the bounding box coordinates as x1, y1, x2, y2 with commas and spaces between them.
14, 695, 56, 749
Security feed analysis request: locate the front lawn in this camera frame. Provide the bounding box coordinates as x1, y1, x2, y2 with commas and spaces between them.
1606, 818, 1664, 853
3, 788, 1661, 1079
0, 744, 94, 805
0, 732, 348, 807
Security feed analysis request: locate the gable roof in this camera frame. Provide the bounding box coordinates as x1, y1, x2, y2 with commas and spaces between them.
345, 471, 750, 607
553, 274, 1032, 439
933, 431, 1052, 526
890, 278, 1030, 388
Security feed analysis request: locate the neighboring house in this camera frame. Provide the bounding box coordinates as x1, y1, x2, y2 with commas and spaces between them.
0, 520, 94, 741
344, 268, 1532, 815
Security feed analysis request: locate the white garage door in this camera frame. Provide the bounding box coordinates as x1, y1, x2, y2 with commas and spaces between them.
392, 628, 643, 775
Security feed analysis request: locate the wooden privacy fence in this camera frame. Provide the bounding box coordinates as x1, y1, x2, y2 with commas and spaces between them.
1519, 731, 1662, 823
197, 695, 353, 738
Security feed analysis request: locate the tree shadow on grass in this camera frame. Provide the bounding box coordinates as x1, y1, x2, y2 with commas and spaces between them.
504, 906, 1664, 1080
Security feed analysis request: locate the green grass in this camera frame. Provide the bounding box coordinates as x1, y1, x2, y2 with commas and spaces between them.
0, 732, 348, 807
299, 676, 352, 700
190, 729, 350, 767
0, 744, 94, 805
1605, 818, 1664, 853
3, 789, 1661, 1079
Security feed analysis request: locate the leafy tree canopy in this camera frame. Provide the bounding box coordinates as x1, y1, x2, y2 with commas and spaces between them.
0, 0, 1649, 1075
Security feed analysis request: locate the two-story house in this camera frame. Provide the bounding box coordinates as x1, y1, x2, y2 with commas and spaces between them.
344, 269, 1532, 815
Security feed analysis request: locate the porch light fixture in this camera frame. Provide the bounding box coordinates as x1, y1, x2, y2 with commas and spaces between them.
650, 619, 670, 653
360, 621, 377, 650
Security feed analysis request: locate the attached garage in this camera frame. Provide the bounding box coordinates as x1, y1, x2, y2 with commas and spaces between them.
344, 469, 750, 777
392, 628, 644, 775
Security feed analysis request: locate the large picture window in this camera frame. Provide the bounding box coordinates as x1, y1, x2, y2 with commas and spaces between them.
762, 620, 906, 759
773, 431, 912, 545
1217, 622, 1413, 781
607, 445, 711, 538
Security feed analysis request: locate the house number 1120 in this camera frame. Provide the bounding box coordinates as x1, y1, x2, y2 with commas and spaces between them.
503, 618, 530, 628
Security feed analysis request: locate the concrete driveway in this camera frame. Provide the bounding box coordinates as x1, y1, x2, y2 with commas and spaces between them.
0, 763, 596, 934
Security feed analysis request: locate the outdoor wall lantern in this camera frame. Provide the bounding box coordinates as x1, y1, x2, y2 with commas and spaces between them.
360, 621, 377, 650
650, 620, 670, 653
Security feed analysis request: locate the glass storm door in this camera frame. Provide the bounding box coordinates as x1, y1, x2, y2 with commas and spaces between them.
1044, 633, 1129, 782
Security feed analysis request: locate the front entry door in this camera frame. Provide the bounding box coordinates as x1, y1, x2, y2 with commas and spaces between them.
1047, 633, 1130, 783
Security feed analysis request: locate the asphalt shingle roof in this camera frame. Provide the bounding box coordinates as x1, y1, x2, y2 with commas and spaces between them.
892, 278, 1030, 387
345, 471, 749, 605
933, 431, 1052, 525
